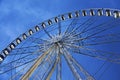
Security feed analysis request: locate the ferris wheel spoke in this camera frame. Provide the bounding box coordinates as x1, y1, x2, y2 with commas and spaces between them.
74, 33, 120, 43
9, 62, 33, 80
64, 17, 96, 39
68, 17, 97, 37
62, 48, 82, 80
5, 45, 54, 71
65, 16, 95, 35
64, 48, 95, 80
79, 35, 120, 46
43, 46, 60, 80
56, 56, 62, 80
83, 26, 120, 42
64, 18, 79, 35
45, 56, 59, 80
36, 59, 55, 80
9, 45, 41, 55
79, 52, 120, 64
80, 18, 118, 35
0, 54, 33, 68
46, 25, 59, 34
21, 46, 54, 80
68, 44, 120, 63
41, 47, 57, 80
29, 37, 49, 45
0, 48, 44, 71
76, 18, 98, 36
34, 47, 57, 80
0, 58, 36, 75
72, 18, 120, 38
56, 47, 62, 80
83, 41, 120, 46
58, 18, 62, 35
43, 27, 52, 39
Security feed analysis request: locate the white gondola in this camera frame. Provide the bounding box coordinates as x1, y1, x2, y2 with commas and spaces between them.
75, 11, 79, 17
55, 17, 59, 23
68, 13, 72, 18
16, 38, 22, 44
10, 43, 16, 49
3, 48, 9, 55
82, 10, 87, 16
61, 15, 65, 20
113, 11, 120, 18
105, 9, 112, 16
97, 9, 103, 16
0, 54, 4, 61
48, 20, 52, 25
29, 29, 34, 35
90, 9, 95, 16
0, 57, 3, 61
22, 33, 27, 39
42, 23, 46, 28
35, 26, 40, 31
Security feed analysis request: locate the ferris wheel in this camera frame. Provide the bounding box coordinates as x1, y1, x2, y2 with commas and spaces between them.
0, 8, 120, 80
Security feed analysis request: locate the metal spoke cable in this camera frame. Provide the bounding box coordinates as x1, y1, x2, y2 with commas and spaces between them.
74, 32, 120, 42
70, 17, 97, 36
93, 61, 107, 77
38, 49, 57, 80
0, 58, 36, 75
71, 18, 120, 38
63, 17, 96, 39
21, 46, 54, 80
9, 45, 40, 55
2, 45, 43, 76
9, 62, 33, 80
64, 18, 78, 35
29, 37, 50, 45
43, 27, 52, 39
62, 47, 82, 80
98, 63, 112, 80
45, 55, 59, 80
56, 47, 62, 80
64, 43, 120, 63
0, 48, 43, 68
64, 48, 95, 80
58, 18, 62, 35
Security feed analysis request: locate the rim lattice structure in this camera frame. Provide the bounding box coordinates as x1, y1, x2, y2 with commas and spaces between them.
0, 8, 120, 80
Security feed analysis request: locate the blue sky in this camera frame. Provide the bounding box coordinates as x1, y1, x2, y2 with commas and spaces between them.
0, 0, 120, 80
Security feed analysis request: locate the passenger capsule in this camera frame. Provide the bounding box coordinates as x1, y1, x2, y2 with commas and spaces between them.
35, 26, 40, 31
61, 15, 65, 20
10, 43, 16, 49
68, 13, 72, 18
41, 23, 46, 28
82, 10, 87, 16
90, 9, 95, 16
0, 54, 4, 61
55, 17, 59, 23
75, 11, 79, 17
16, 38, 22, 44
48, 20, 52, 25
3, 48, 10, 55
97, 9, 103, 16
22, 33, 27, 39
29, 29, 34, 35
113, 11, 120, 18
105, 9, 112, 16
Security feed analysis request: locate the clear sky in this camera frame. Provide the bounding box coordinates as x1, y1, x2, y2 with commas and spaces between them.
0, 0, 120, 80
